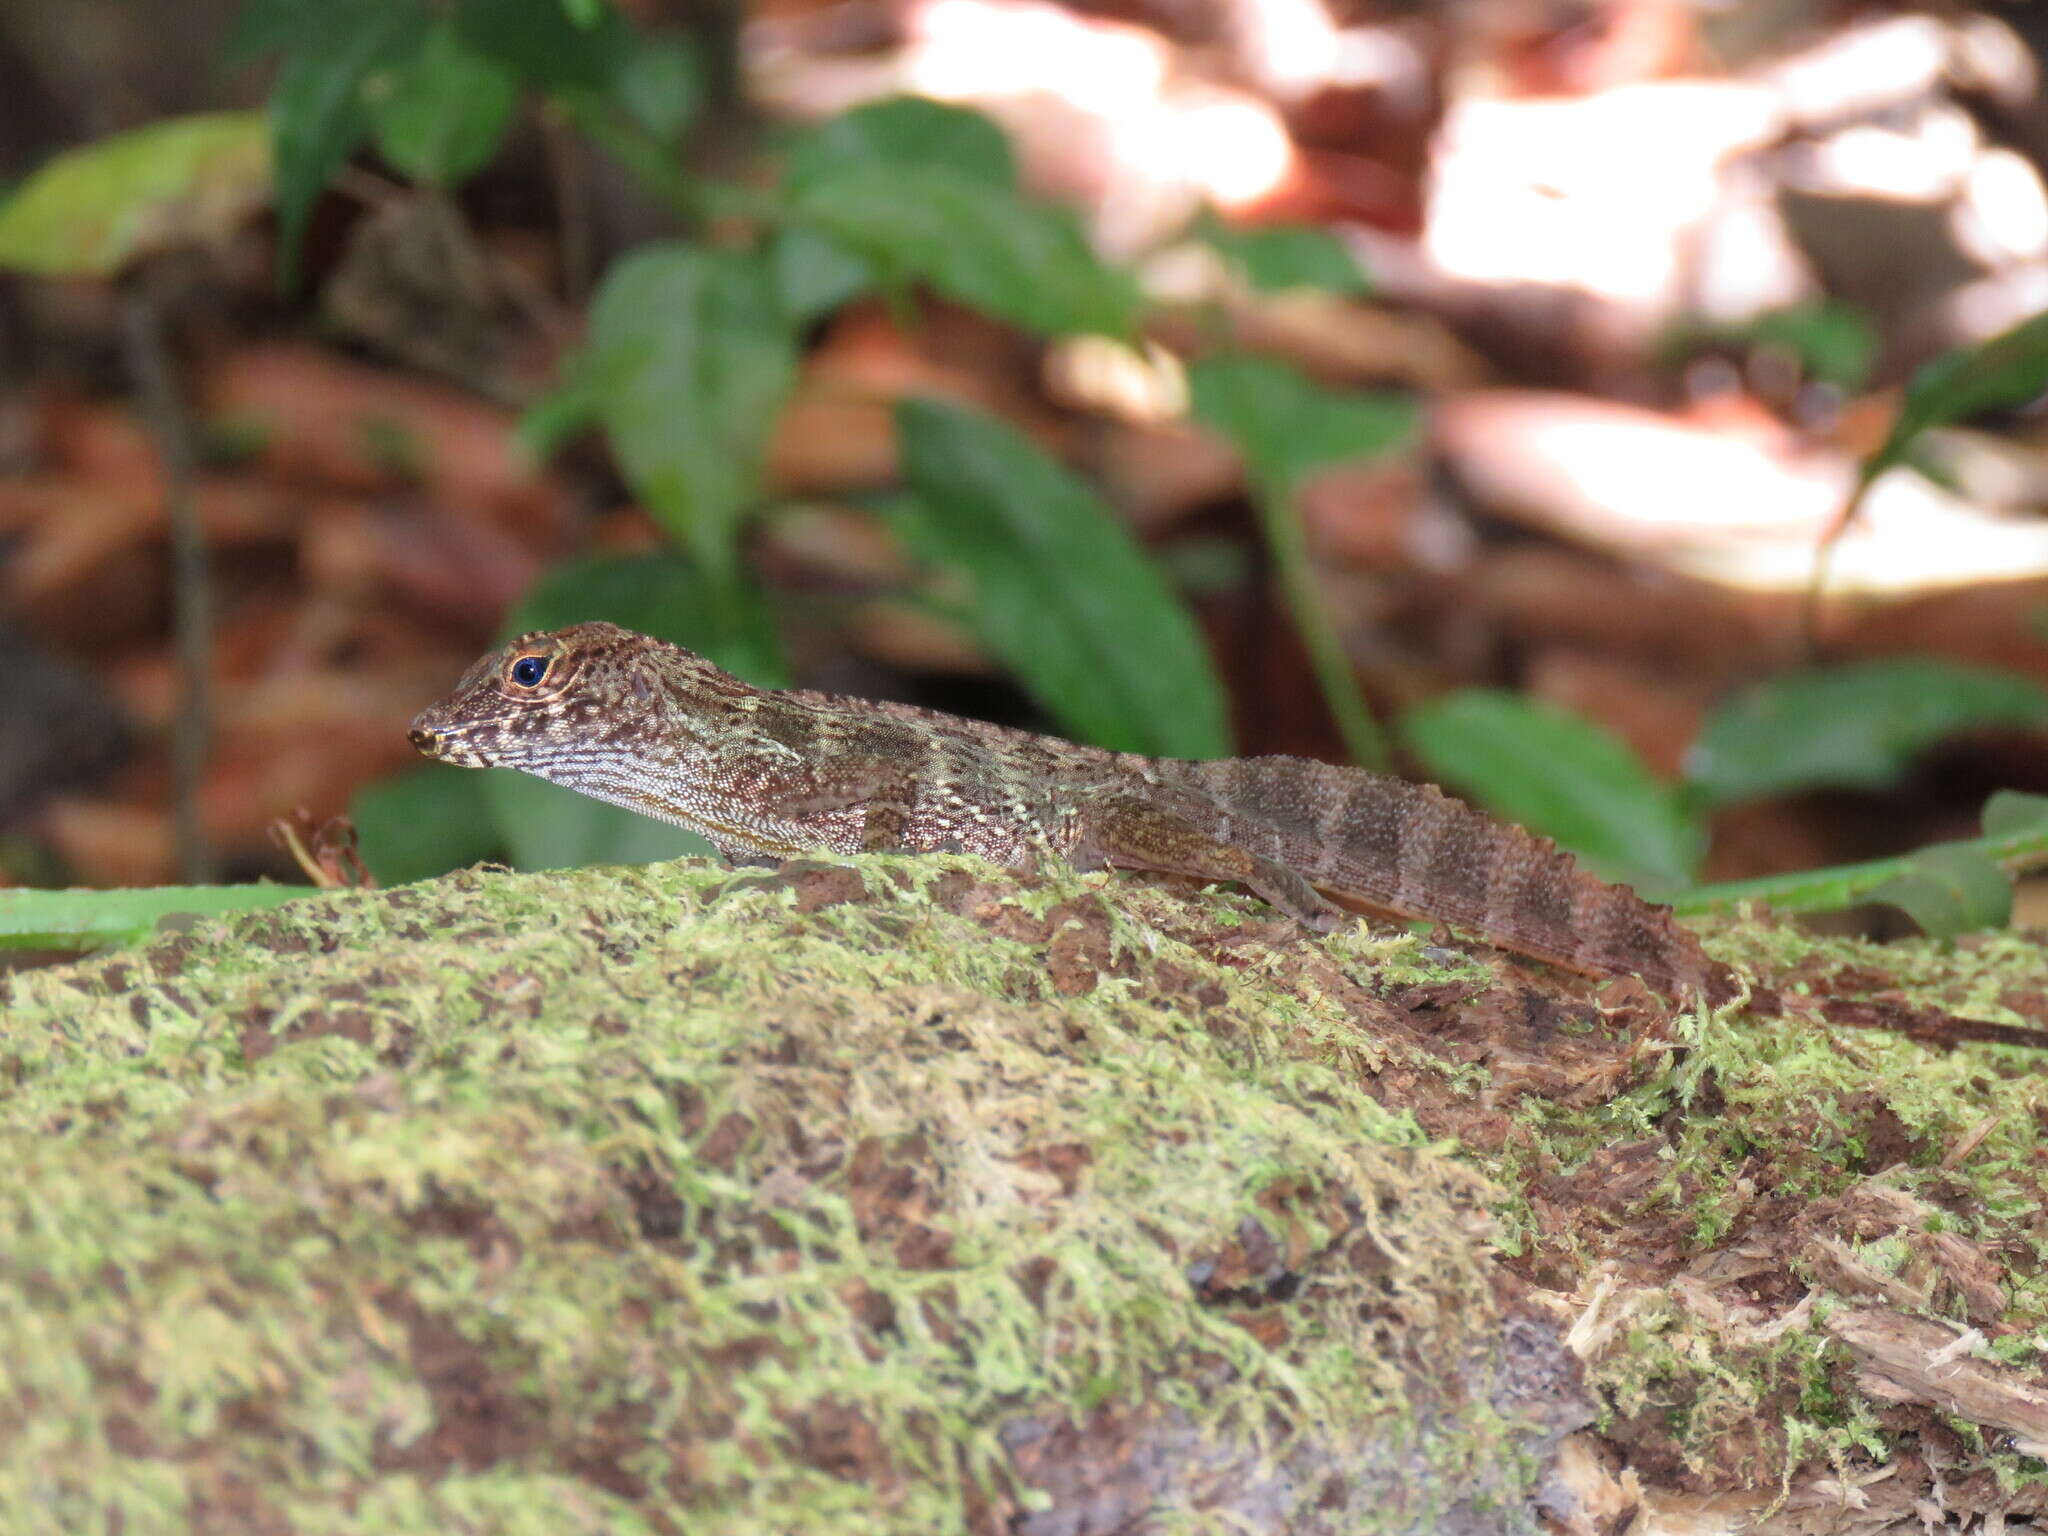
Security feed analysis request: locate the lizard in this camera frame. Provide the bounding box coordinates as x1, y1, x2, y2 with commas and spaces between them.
409, 621, 2048, 1051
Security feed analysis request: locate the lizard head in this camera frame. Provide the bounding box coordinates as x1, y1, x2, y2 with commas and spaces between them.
408, 620, 669, 774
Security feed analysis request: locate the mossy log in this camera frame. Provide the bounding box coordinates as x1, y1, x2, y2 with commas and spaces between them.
4, 854, 2048, 1533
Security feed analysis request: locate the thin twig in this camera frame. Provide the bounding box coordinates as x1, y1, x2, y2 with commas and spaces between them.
545, 104, 595, 306
329, 163, 410, 206
122, 268, 214, 883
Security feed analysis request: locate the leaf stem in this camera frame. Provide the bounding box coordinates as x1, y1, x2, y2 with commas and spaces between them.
563, 93, 702, 221
1675, 825, 2048, 916
1800, 458, 1880, 655
562, 94, 784, 230
1248, 475, 1390, 770
0, 884, 315, 951
543, 105, 595, 304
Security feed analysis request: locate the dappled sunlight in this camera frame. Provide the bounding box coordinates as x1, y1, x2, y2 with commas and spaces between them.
1421, 11, 2048, 345
899, 0, 1297, 236
751, 0, 1298, 250
743, 0, 2048, 608
1422, 80, 1795, 323
905, 0, 1165, 115
1437, 391, 2048, 594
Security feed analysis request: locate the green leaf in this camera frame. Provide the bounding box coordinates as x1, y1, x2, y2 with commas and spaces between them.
1888, 311, 2048, 457
1400, 690, 1704, 889
517, 351, 609, 461
560, 0, 605, 25
1687, 660, 2048, 807
0, 884, 313, 952
790, 163, 1139, 338
770, 226, 873, 325
1679, 804, 2048, 918
454, 0, 633, 92
0, 112, 270, 277
785, 97, 1016, 191
576, 243, 799, 579
270, 0, 430, 282
771, 100, 1009, 322
509, 551, 787, 686
350, 763, 505, 885
614, 30, 701, 143
1187, 355, 1417, 494
1187, 354, 1409, 770
483, 770, 711, 872
1863, 842, 2013, 938
227, 0, 321, 63
1198, 214, 1368, 296
473, 700, 676, 884
894, 398, 1230, 758
480, 552, 788, 869
1984, 789, 2048, 838
1660, 301, 1879, 393
1746, 301, 1878, 392
371, 23, 519, 186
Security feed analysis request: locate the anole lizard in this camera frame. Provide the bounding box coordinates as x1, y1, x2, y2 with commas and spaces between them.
411, 622, 2048, 1050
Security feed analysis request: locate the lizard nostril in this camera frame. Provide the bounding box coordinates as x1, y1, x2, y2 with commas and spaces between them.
408, 727, 440, 754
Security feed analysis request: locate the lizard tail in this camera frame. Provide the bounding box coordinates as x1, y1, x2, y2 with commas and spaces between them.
1159, 757, 2048, 1051
1151, 756, 1728, 997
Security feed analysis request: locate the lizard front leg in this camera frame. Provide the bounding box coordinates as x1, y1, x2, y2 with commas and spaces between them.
1070, 795, 1348, 931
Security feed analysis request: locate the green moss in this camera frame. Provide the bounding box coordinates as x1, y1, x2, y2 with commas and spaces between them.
7, 857, 2047, 1527
0, 858, 1559, 1534
1493, 908, 2048, 1491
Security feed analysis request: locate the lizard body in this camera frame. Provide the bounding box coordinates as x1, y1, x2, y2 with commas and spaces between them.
410, 622, 2048, 1049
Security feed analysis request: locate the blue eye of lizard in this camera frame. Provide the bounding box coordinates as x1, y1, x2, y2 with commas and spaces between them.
510, 655, 549, 688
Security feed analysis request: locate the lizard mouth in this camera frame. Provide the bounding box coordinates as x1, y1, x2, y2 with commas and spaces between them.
408, 722, 490, 767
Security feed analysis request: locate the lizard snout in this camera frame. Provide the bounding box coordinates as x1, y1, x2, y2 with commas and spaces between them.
408, 715, 492, 768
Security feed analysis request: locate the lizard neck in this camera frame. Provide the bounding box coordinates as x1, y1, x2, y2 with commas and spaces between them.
512, 643, 782, 826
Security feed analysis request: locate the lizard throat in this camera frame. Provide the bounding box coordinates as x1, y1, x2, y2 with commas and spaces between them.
546, 776, 814, 860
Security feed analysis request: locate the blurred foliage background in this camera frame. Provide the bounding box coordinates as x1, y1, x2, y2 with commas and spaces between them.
2, 0, 2048, 945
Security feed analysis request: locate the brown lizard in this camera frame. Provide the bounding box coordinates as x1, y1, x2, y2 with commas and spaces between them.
410, 621, 2048, 1050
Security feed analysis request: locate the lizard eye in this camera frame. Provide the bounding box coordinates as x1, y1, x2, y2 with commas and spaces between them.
509, 654, 550, 689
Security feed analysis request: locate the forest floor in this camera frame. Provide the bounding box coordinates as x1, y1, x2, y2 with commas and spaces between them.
7, 855, 2048, 1533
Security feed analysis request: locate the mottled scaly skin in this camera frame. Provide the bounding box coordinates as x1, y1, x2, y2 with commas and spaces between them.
411, 622, 2046, 1047
1140, 757, 1729, 999
409, 622, 1721, 989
